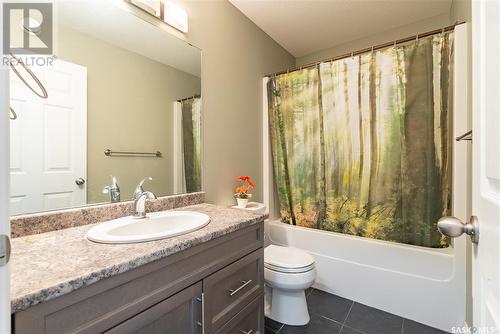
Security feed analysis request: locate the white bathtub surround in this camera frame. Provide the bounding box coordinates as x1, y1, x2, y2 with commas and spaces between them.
264, 245, 316, 326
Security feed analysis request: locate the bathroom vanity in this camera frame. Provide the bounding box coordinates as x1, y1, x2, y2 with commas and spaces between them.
10, 204, 266, 334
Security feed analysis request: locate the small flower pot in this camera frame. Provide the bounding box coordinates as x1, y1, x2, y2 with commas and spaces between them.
236, 198, 249, 208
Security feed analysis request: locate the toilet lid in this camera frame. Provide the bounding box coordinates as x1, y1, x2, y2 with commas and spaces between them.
264, 245, 315, 273
264, 262, 315, 273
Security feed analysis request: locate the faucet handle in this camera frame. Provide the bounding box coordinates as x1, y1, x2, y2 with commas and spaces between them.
143, 191, 157, 200
134, 177, 153, 199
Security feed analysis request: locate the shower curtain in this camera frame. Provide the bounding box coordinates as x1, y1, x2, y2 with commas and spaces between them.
267, 32, 453, 248
181, 96, 202, 192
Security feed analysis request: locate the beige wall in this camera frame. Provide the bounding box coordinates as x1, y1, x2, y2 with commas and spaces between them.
296, 14, 451, 66
451, 0, 472, 23
183, 1, 295, 205
296, 1, 473, 69
58, 26, 201, 203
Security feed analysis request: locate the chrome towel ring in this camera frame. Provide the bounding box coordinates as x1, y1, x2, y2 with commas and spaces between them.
8, 53, 48, 99
9, 107, 17, 120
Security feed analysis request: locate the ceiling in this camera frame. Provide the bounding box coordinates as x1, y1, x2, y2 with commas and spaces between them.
230, 0, 452, 57
58, 0, 201, 77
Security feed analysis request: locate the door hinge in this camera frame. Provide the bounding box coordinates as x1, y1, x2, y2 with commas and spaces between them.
0, 234, 11, 267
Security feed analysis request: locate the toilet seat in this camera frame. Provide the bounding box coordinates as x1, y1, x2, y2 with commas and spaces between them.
264, 245, 315, 274
265, 262, 315, 273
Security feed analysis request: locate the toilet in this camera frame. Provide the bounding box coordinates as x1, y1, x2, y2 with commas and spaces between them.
264, 245, 316, 326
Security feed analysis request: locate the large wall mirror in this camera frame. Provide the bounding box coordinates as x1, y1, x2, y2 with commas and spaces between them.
9, 0, 202, 215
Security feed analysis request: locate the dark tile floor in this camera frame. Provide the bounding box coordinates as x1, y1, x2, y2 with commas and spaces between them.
265, 288, 449, 334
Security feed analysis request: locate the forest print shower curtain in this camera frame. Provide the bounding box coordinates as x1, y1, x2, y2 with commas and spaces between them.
181, 97, 202, 192
267, 32, 453, 248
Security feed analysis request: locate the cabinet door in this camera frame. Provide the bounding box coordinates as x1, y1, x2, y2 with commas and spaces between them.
215, 295, 264, 334
105, 282, 202, 334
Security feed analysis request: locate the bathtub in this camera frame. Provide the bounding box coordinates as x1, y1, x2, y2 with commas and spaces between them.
265, 220, 466, 331
265, 220, 465, 331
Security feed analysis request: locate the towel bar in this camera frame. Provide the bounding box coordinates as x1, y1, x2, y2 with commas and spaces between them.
104, 149, 162, 157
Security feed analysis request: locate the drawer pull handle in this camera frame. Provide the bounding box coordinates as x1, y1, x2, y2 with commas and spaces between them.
240, 330, 253, 334
228, 279, 253, 296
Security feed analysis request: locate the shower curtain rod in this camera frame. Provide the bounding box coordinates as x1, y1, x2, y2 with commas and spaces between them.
265, 21, 465, 77
177, 94, 201, 102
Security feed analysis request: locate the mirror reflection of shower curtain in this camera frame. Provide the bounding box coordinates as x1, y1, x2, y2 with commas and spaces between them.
267, 32, 453, 248
178, 97, 202, 193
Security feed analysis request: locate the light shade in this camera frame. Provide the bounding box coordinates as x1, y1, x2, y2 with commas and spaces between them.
163, 1, 188, 33
130, 0, 161, 17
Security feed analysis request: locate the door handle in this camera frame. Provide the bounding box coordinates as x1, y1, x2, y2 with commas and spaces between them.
228, 279, 253, 296
0, 234, 11, 267
437, 216, 479, 244
75, 178, 86, 186
196, 293, 203, 333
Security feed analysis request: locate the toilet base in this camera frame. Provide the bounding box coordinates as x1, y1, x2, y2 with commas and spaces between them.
265, 286, 310, 326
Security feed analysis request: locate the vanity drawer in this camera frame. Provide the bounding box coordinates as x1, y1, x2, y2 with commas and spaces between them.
214, 294, 264, 334
203, 248, 264, 334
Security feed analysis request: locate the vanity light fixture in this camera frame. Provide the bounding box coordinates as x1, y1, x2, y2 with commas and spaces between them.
163, 1, 188, 33
130, 0, 161, 17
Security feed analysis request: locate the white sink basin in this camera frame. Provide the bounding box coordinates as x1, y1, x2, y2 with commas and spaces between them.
86, 211, 210, 244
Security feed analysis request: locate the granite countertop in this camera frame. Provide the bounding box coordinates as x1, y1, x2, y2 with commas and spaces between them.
10, 203, 267, 313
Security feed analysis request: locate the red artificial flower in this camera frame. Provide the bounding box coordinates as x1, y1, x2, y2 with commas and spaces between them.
235, 184, 248, 194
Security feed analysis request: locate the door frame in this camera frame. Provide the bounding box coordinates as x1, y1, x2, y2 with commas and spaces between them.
0, 3, 12, 332
173, 101, 186, 194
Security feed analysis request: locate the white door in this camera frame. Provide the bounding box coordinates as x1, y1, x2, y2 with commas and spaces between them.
9, 59, 87, 215
472, 0, 500, 331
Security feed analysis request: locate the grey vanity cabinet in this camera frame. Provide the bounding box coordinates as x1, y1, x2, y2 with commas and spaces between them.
12, 222, 264, 334
105, 282, 202, 334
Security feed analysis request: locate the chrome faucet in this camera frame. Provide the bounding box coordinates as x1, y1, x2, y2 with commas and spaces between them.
134, 177, 153, 200
133, 177, 156, 218
102, 176, 120, 203
133, 191, 156, 219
